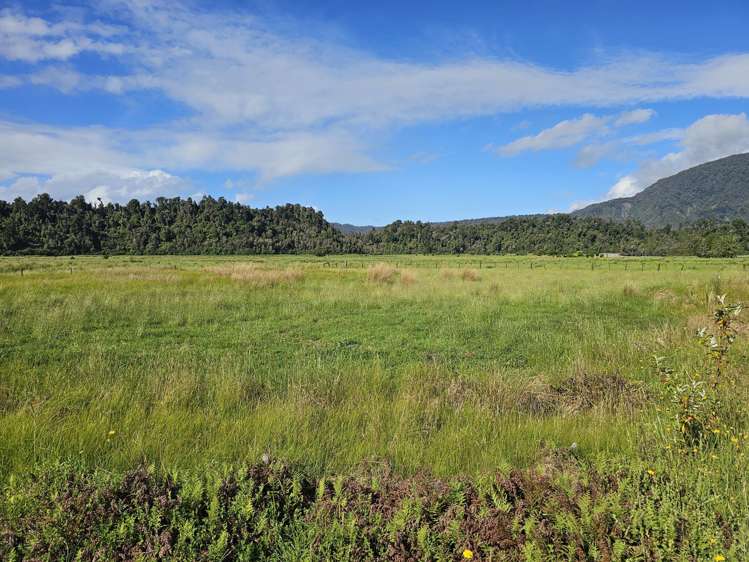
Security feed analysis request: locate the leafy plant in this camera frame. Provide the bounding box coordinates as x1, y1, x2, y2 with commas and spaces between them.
658, 295, 744, 452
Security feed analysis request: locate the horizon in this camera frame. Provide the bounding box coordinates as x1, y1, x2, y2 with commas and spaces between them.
2, 1, 749, 225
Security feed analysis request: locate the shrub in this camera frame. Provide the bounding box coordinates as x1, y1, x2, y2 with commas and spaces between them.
658, 295, 744, 452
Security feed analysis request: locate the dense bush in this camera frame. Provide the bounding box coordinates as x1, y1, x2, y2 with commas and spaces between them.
0, 195, 352, 256
2, 194, 748, 257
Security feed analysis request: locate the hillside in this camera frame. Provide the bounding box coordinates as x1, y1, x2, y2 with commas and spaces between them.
332, 214, 547, 233
573, 153, 749, 227
331, 223, 378, 234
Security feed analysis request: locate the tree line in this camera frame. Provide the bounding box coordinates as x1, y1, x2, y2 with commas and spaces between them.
1, 194, 747, 257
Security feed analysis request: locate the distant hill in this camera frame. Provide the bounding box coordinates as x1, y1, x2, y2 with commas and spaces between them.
332, 214, 546, 233
331, 223, 378, 234
573, 153, 749, 227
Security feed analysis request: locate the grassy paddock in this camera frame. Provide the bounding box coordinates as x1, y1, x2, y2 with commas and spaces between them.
2, 255, 747, 482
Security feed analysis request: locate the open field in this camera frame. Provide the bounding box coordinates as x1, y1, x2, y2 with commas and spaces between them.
2, 255, 749, 559
1, 254, 746, 477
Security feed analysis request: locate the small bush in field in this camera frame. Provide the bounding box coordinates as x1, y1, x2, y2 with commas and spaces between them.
367, 263, 398, 284
657, 295, 744, 452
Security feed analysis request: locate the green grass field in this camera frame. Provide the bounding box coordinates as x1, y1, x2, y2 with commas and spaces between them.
2, 255, 749, 560
2, 255, 747, 478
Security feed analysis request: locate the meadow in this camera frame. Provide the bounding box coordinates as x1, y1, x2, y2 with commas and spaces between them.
2, 255, 749, 560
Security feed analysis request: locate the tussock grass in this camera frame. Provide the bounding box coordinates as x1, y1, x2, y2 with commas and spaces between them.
461, 268, 480, 281
208, 263, 304, 286
366, 262, 398, 283
440, 268, 481, 281
399, 269, 417, 286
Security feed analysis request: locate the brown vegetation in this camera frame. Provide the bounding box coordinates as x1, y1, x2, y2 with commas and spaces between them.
208, 264, 304, 286
367, 263, 398, 284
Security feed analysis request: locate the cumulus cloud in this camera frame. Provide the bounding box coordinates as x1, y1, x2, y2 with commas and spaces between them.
605, 113, 749, 199
0, 119, 382, 201
0, 170, 187, 204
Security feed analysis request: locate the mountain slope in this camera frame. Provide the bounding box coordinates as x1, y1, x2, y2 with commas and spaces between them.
573, 153, 749, 227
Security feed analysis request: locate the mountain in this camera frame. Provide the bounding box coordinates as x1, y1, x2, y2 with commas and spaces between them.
573, 153, 749, 227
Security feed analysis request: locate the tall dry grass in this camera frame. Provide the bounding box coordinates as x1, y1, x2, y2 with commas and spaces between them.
367, 263, 398, 284
440, 268, 481, 281
208, 263, 304, 287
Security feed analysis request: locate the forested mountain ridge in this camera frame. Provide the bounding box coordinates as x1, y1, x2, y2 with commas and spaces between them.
2, 194, 748, 257
573, 153, 749, 226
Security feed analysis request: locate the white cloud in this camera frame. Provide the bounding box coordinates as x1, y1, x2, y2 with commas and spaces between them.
0, 9, 124, 63
0, 119, 382, 201
614, 108, 656, 127
499, 108, 655, 157
574, 142, 620, 168
499, 114, 610, 156
0, 170, 187, 204
3, 1, 749, 198
234, 192, 255, 204
5, 2, 749, 131
603, 113, 749, 199
607, 176, 641, 198
626, 128, 684, 145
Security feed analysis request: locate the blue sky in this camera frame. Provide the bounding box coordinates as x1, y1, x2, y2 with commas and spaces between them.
1, 1, 749, 225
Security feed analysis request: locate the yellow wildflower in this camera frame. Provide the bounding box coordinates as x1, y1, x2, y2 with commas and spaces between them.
463, 549, 474, 559
714, 554, 726, 561
646, 469, 655, 476
107, 430, 116, 437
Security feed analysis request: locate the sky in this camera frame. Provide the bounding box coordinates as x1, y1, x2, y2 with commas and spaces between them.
1, 1, 749, 225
